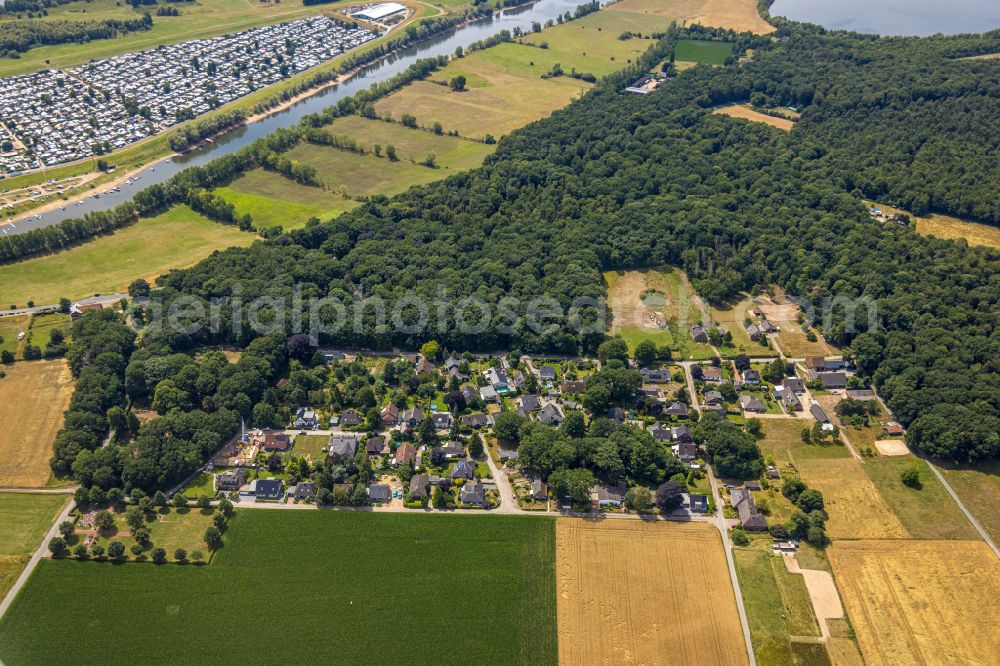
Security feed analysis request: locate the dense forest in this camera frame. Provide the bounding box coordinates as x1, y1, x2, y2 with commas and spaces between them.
154, 24, 999, 461
45, 20, 1000, 494
0, 14, 152, 57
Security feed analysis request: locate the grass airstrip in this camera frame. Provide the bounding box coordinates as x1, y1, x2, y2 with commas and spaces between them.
0, 511, 558, 666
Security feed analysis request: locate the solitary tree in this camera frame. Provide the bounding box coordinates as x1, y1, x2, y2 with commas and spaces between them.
449, 75, 466, 91
900, 465, 922, 489
151, 547, 167, 564
58, 520, 75, 540
655, 481, 684, 512
174, 548, 187, 562
48, 537, 67, 556
204, 526, 223, 551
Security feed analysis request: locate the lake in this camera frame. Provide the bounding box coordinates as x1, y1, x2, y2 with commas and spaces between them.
769, 0, 1000, 36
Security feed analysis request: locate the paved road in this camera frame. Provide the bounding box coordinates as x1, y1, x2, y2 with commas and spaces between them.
482, 451, 519, 514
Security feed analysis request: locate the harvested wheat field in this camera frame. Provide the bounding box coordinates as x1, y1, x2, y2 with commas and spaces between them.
691, 0, 774, 33
0, 360, 74, 487
713, 104, 794, 130
795, 458, 907, 539
556, 519, 747, 665
830, 540, 1000, 666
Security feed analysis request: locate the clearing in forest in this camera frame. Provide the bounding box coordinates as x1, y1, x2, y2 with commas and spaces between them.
865, 200, 1000, 250
829, 540, 1000, 666
756, 290, 835, 357
556, 519, 747, 665
0, 360, 74, 488
713, 104, 795, 130
604, 267, 715, 359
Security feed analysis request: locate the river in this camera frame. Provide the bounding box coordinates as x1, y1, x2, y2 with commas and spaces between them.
5, 0, 586, 235
769, 0, 1000, 37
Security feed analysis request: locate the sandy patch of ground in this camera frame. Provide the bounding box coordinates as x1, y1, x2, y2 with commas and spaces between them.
556, 519, 748, 665
0, 360, 74, 487
830, 540, 1000, 666
873, 440, 908, 456
783, 554, 843, 640
714, 104, 794, 130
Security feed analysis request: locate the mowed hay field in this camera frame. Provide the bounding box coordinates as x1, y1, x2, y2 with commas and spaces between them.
864, 200, 1000, 250
556, 519, 747, 665
0, 360, 74, 487
0, 205, 255, 306
216, 168, 359, 229
795, 458, 907, 540
714, 104, 795, 131
939, 462, 1000, 544
0, 511, 558, 666
830, 540, 1000, 666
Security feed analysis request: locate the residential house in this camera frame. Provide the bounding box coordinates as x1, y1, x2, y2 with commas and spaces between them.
743, 369, 761, 386
677, 441, 698, 463
672, 424, 693, 443
731, 487, 767, 531
690, 324, 710, 343
516, 394, 541, 412
366, 436, 386, 458
461, 413, 493, 429
538, 366, 556, 382
536, 403, 564, 427
293, 408, 319, 429
746, 323, 763, 341
664, 401, 689, 419
480, 385, 499, 403
745, 481, 762, 491
395, 443, 417, 466
447, 365, 467, 381
328, 434, 360, 462
214, 468, 246, 492
367, 484, 391, 503
689, 494, 709, 513
559, 380, 586, 394
401, 406, 424, 426
702, 366, 723, 382
262, 431, 291, 452
805, 357, 828, 370
774, 386, 802, 411
432, 412, 453, 431
415, 357, 435, 376
784, 377, 805, 394
252, 478, 285, 502
484, 367, 511, 392
650, 425, 672, 442
451, 459, 477, 480
381, 403, 400, 426
704, 390, 724, 406
590, 483, 626, 508
740, 395, 766, 413
340, 410, 363, 428
288, 482, 316, 500
531, 479, 548, 501
640, 368, 673, 382
439, 441, 465, 459
460, 479, 486, 507
409, 475, 431, 499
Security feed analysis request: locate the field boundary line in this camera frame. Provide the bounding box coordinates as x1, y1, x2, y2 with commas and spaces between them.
926, 462, 1000, 560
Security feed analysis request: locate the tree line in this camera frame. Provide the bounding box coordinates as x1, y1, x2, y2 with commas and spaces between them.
0, 14, 153, 57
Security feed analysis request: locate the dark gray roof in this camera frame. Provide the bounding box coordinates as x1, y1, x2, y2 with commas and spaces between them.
368, 484, 391, 501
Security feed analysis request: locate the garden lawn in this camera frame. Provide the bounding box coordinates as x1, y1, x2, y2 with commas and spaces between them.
862, 456, 978, 540
26, 313, 72, 350
179, 472, 217, 500
0, 315, 30, 357
0, 205, 255, 306
290, 434, 330, 461
0, 511, 557, 665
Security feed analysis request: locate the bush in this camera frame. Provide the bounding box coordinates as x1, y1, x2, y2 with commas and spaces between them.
174, 548, 187, 562
900, 465, 922, 489
731, 528, 750, 547
73, 543, 89, 559
48, 537, 66, 556
768, 524, 789, 540
107, 541, 125, 559
151, 547, 167, 564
